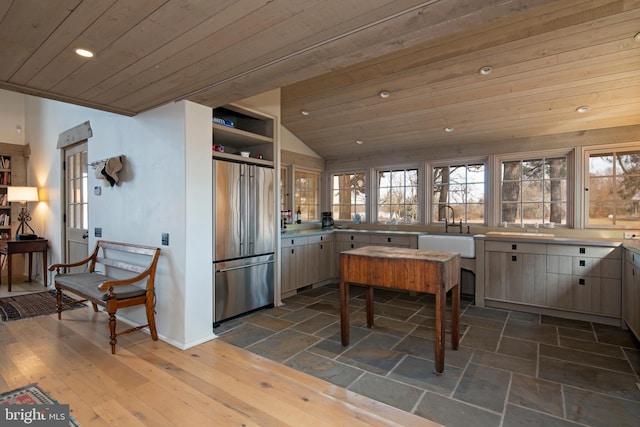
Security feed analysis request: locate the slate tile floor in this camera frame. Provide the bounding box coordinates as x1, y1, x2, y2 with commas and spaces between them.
214, 284, 640, 427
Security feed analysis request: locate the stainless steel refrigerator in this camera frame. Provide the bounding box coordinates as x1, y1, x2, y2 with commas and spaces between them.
213, 158, 275, 323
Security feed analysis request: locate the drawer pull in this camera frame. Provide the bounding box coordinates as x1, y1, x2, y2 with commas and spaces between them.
387, 237, 391, 243
350, 235, 354, 240
579, 278, 585, 285
320, 244, 323, 250
291, 239, 294, 245
351, 243, 354, 249
512, 244, 517, 250
579, 260, 586, 267
291, 249, 294, 254
320, 236, 323, 241
579, 247, 586, 254
512, 255, 517, 262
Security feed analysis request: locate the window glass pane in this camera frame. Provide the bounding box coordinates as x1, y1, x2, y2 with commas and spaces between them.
294, 170, 320, 221
377, 168, 419, 224
432, 163, 485, 224
500, 156, 567, 226
587, 150, 640, 227
331, 172, 366, 221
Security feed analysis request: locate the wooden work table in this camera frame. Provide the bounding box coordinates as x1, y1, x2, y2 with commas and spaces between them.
339, 245, 460, 374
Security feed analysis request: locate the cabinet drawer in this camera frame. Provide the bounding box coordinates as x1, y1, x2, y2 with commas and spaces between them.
625, 248, 640, 268
307, 233, 334, 244
335, 233, 370, 244
369, 235, 412, 247
281, 236, 308, 248
485, 241, 546, 254
547, 244, 621, 259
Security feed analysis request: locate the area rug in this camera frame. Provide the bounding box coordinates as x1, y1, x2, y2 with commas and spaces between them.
0, 290, 86, 322
0, 383, 79, 426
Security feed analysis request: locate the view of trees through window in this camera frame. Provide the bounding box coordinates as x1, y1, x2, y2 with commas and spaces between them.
331, 172, 366, 221
588, 150, 640, 227
500, 156, 567, 226
294, 170, 319, 221
433, 163, 485, 224
377, 168, 419, 224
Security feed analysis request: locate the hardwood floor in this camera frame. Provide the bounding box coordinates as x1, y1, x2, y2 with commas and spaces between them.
0, 304, 438, 426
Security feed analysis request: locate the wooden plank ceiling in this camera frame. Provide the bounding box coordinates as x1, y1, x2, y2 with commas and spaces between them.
0, 0, 638, 161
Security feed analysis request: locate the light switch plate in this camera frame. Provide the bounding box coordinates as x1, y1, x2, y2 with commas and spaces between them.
95, 227, 102, 237
161, 233, 169, 246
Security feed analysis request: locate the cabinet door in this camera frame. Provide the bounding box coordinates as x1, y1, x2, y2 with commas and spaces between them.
316, 241, 334, 282
281, 245, 307, 293
485, 251, 508, 300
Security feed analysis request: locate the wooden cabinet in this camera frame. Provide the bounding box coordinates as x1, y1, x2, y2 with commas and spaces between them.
369, 234, 417, 248
307, 234, 334, 283
484, 241, 546, 305
212, 104, 274, 163
623, 248, 640, 340
335, 233, 370, 277
281, 237, 308, 293
482, 238, 623, 321
546, 244, 621, 316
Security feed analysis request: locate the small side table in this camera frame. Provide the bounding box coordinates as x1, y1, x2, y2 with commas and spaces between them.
0, 239, 48, 292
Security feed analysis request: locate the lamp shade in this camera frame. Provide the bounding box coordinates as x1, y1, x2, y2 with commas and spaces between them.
7, 186, 39, 203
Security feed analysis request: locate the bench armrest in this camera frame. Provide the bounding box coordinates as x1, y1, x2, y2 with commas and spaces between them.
97, 266, 156, 292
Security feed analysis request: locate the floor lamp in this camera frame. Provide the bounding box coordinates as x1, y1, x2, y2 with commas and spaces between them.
7, 186, 39, 240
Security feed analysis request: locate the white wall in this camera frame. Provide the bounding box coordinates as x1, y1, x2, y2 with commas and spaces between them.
0, 89, 26, 145
23, 95, 215, 349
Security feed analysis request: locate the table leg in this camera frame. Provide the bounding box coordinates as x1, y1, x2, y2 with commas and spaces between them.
451, 283, 460, 350
365, 285, 374, 328
42, 249, 48, 288
28, 252, 33, 281
7, 253, 12, 292
340, 278, 350, 346
434, 284, 446, 374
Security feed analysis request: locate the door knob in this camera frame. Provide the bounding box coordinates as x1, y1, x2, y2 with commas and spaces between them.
82, 233, 88, 239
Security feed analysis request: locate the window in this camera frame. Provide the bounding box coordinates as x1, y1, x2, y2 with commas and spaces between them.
433, 163, 485, 224
586, 148, 640, 227
280, 166, 288, 213
500, 155, 567, 226
376, 168, 419, 224
294, 169, 320, 221
331, 172, 366, 221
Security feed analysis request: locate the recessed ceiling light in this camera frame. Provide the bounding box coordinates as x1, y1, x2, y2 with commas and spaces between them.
378, 91, 390, 98
74, 48, 94, 58
635, 32, 640, 42
300, 110, 310, 116
355, 139, 364, 145
478, 66, 492, 76
576, 106, 590, 113
444, 127, 454, 133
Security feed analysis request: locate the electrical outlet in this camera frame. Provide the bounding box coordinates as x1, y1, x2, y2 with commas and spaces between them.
161, 233, 169, 246
624, 231, 639, 239
95, 227, 102, 237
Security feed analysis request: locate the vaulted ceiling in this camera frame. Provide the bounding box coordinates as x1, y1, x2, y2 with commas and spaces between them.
1, 0, 638, 160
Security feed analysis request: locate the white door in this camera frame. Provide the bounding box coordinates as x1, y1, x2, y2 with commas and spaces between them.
63, 142, 89, 272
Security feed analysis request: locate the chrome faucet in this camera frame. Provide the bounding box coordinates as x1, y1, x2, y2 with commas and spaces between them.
441, 204, 468, 234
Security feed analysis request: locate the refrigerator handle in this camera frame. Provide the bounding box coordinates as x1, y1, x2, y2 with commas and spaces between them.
239, 164, 246, 254
215, 259, 274, 273
248, 165, 255, 252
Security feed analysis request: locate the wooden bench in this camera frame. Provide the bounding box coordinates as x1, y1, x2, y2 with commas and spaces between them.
48, 240, 161, 354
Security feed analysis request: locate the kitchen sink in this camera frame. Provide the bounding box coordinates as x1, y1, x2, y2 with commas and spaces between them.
418, 234, 475, 258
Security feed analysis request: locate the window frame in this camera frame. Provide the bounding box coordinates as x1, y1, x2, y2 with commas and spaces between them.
494, 149, 573, 228
329, 170, 368, 223
583, 142, 640, 229
293, 166, 321, 222
373, 164, 422, 225
428, 158, 488, 226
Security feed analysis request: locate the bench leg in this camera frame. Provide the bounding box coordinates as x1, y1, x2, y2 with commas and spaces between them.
91, 303, 99, 312
146, 294, 158, 341
108, 310, 117, 354
56, 287, 62, 320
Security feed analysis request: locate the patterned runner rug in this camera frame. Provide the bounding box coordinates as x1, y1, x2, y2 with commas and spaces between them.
0, 290, 85, 321
0, 383, 79, 426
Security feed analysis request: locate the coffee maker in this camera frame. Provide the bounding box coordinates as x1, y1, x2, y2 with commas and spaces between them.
321, 212, 334, 229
